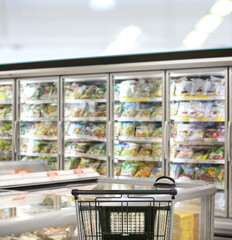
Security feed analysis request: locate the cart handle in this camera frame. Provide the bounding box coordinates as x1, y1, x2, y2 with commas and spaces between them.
71, 189, 177, 197
153, 176, 176, 188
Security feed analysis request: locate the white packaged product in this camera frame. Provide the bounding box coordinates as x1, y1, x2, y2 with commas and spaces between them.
118, 80, 137, 98
189, 125, 204, 140
134, 79, 150, 97
176, 124, 194, 140
208, 101, 225, 119
189, 101, 212, 118
177, 102, 190, 118
207, 76, 225, 96
190, 78, 210, 96
175, 78, 192, 96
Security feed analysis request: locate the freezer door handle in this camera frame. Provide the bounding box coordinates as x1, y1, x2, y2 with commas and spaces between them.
59, 121, 62, 155
164, 121, 169, 160
228, 121, 232, 162
108, 121, 112, 157
14, 121, 18, 153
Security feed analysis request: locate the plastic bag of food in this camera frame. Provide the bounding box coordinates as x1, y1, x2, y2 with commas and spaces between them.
114, 122, 120, 137
114, 163, 122, 176
177, 102, 190, 118
95, 103, 106, 117
175, 78, 192, 96
207, 76, 225, 96
120, 162, 139, 176
118, 80, 137, 99
170, 103, 179, 118
42, 104, 57, 119
150, 105, 162, 119
208, 147, 224, 160
176, 124, 194, 140
120, 143, 139, 157
151, 127, 162, 138
121, 103, 137, 117
193, 149, 208, 160
68, 122, 85, 136
170, 81, 176, 97
84, 122, 94, 136
78, 158, 92, 168
21, 83, 40, 101
134, 163, 154, 177
176, 147, 193, 159
72, 84, 88, 99
152, 143, 162, 159
149, 79, 162, 97
114, 143, 123, 156
137, 103, 153, 117
114, 102, 122, 119
70, 143, 89, 154
98, 161, 107, 175
66, 82, 79, 100
180, 164, 194, 179
189, 124, 204, 140
170, 164, 181, 179
84, 102, 95, 117
80, 85, 94, 99
208, 101, 224, 119
39, 83, 55, 100
120, 122, 135, 137
205, 125, 225, 139
92, 123, 106, 138
134, 79, 150, 98
137, 144, 152, 157
191, 78, 210, 96
0, 85, 12, 101
135, 123, 152, 138
149, 166, 162, 178
92, 84, 106, 99
189, 102, 210, 118
87, 143, 104, 155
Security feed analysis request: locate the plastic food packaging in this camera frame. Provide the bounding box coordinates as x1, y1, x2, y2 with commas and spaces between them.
137, 103, 153, 117
170, 103, 179, 117
114, 102, 122, 118
151, 127, 162, 138
189, 125, 204, 140
120, 122, 135, 137
176, 124, 194, 140
135, 124, 153, 138
114, 122, 120, 137
114, 143, 123, 156
120, 162, 139, 176
176, 147, 193, 159
134, 79, 150, 98
98, 161, 107, 175
149, 79, 162, 97
152, 143, 162, 159
137, 144, 152, 157
190, 78, 210, 96
0, 85, 12, 102
208, 101, 224, 119
134, 163, 154, 177
180, 164, 195, 179
208, 147, 224, 160
114, 163, 122, 176
149, 166, 162, 178
189, 102, 211, 118
177, 102, 190, 118
92, 84, 106, 99
92, 123, 105, 138
175, 78, 192, 96
121, 103, 137, 117
120, 143, 139, 157
42, 104, 57, 119
193, 150, 208, 160
170, 164, 181, 179
95, 103, 106, 117
150, 104, 162, 119
118, 80, 137, 99
207, 76, 225, 96
84, 102, 95, 117
87, 143, 105, 155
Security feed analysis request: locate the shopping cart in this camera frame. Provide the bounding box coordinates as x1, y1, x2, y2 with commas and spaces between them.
72, 177, 177, 240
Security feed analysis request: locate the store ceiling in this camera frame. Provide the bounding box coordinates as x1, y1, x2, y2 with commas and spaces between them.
0, 0, 231, 63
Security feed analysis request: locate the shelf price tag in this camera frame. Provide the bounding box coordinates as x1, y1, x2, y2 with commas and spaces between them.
47, 172, 58, 178
16, 170, 30, 174
73, 169, 85, 175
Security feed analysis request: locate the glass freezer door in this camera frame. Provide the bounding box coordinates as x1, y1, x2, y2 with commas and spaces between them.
112, 71, 164, 179
167, 68, 227, 217
0, 80, 14, 163
17, 77, 59, 171
62, 75, 109, 176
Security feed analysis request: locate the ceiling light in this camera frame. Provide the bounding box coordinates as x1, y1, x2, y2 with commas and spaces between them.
210, 0, 232, 17
183, 31, 209, 49
89, 0, 116, 11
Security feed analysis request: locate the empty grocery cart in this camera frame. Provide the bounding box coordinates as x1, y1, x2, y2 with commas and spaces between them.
72, 176, 177, 240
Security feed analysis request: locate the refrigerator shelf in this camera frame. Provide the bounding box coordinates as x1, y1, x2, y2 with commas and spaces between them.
115, 156, 160, 162
21, 135, 57, 140
172, 138, 224, 144
0, 101, 12, 105
115, 97, 162, 102
171, 117, 225, 122
0, 118, 12, 121
116, 136, 162, 143
65, 99, 106, 104
170, 158, 225, 164
171, 96, 224, 101
65, 135, 106, 142
65, 117, 106, 122
20, 152, 57, 157
0, 136, 12, 140
20, 118, 57, 122
20, 100, 57, 104
116, 117, 162, 122
65, 153, 106, 161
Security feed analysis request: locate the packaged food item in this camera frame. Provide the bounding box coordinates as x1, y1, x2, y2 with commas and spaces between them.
92, 123, 105, 138
170, 144, 177, 159
67, 122, 85, 136
120, 162, 139, 176
177, 102, 190, 118
114, 122, 120, 137
100, 144, 106, 156
149, 80, 162, 97
170, 81, 176, 97
65, 142, 73, 154
95, 103, 106, 117
208, 147, 224, 160
137, 103, 153, 117
170, 122, 177, 139
80, 85, 94, 99
0, 139, 11, 152
189, 125, 204, 140
193, 149, 208, 160
120, 122, 135, 137
87, 143, 105, 155
0, 105, 12, 119
72, 103, 86, 118
114, 102, 122, 119
149, 166, 162, 178
120, 143, 139, 157
135, 123, 153, 138
118, 80, 137, 98
191, 78, 210, 96
176, 147, 193, 159
0, 85, 12, 102
121, 103, 137, 117
175, 78, 192, 96
152, 143, 162, 159
84, 102, 95, 117
170, 164, 181, 179
70, 143, 89, 154
65, 82, 79, 99
74, 84, 88, 99
114, 163, 122, 176
21, 104, 42, 119
205, 125, 225, 139
189, 102, 211, 118
151, 127, 162, 138
21, 83, 40, 101
134, 163, 154, 177
42, 104, 57, 119
114, 143, 123, 156
207, 76, 224, 96
92, 84, 106, 99
40, 142, 53, 153
208, 101, 224, 119
204, 165, 224, 184
150, 105, 162, 119
134, 79, 150, 98
78, 158, 92, 168
98, 161, 107, 175
84, 122, 94, 136
137, 144, 152, 157
0, 121, 12, 136
170, 103, 179, 118
39, 83, 56, 100
176, 124, 193, 140
180, 164, 194, 179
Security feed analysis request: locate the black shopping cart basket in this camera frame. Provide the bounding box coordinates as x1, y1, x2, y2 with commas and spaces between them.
71, 177, 177, 240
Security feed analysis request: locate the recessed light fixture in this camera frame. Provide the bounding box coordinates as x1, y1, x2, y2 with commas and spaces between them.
89, 0, 116, 11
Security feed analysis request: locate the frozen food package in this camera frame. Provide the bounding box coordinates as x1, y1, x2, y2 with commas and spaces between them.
189, 102, 211, 118
137, 144, 152, 157
170, 163, 181, 179
208, 147, 224, 160
65, 82, 79, 100
95, 103, 106, 117
137, 103, 153, 117
176, 147, 193, 159
120, 122, 135, 137
208, 101, 224, 119
176, 124, 194, 140
175, 78, 192, 96
150, 104, 162, 119
42, 104, 57, 119
114, 163, 122, 176
74, 84, 88, 99
0, 121, 12, 136
80, 85, 93, 99
65, 142, 73, 154
193, 149, 208, 160
170, 144, 177, 159
21, 104, 42, 119
121, 103, 137, 117
134, 79, 150, 98
150, 166, 162, 178
87, 143, 105, 155
114, 143, 123, 156
149, 79, 162, 97
204, 165, 224, 184
0, 139, 12, 152
190, 78, 210, 96
205, 125, 225, 140
78, 158, 92, 168
120, 143, 139, 157
70, 142, 89, 154
67, 122, 85, 136
39, 83, 56, 100
151, 127, 162, 138
207, 76, 225, 96
84, 122, 94, 136
21, 83, 40, 101
177, 102, 190, 118
92, 84, 106, 99
0, 85, 12, 102
70, 103, 86, 118
118, 80, 137, 98
120, 162, 139, 176
40, 142, 54, 153
98, 161, 107, 175
100, 143, 106, 156
170, 122, 177, 139
180, 164, 195, 179
114, 102, 122, 119
170, 103, 179, 118
92, 123, 105, 138
0, 105, 12, 119
152, 143, 162, 159
135, 123, 152, 138
134, 163, 154, 177
189, 124, 204, 140
114, 122, 120, 137
84, 102, 95, 117
170, 81, 176, 97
